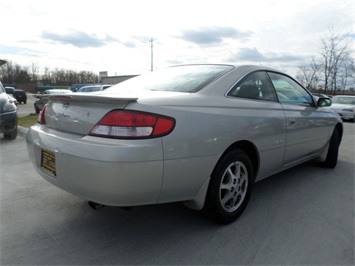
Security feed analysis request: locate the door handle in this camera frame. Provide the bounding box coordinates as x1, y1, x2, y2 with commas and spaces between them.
288, 119, 296, 125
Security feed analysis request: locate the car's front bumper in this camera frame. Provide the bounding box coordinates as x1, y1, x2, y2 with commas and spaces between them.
26, 124, 164, 206
0, 111, 17, 134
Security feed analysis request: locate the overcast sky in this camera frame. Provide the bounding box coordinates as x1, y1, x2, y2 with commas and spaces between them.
1, 0, 354, 77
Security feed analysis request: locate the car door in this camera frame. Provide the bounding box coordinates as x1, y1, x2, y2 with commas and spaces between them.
227, 71, 286, 180
267, 72, 331, 166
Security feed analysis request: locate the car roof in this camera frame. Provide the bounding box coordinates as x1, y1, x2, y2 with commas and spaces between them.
189, 64, 289, 96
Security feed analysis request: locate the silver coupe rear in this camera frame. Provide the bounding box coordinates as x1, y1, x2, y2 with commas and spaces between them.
26, 64, 343, 224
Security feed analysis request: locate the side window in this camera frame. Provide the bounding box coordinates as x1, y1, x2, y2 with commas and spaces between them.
227, 71, 277, 102
267, 72, 313, 106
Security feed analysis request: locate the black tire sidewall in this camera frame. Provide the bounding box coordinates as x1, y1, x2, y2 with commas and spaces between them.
4, 126, 18, 140
323, 129, 340, 168
206, 150, 254, 224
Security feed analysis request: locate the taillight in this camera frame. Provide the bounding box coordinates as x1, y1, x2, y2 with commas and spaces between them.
89, 110, 175, 139
37, 104, 47, 124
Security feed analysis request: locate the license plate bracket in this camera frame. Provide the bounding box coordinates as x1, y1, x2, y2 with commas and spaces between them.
41, 149, 56, 177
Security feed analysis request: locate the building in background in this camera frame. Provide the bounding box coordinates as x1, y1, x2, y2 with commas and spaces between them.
100, 75, 138, 85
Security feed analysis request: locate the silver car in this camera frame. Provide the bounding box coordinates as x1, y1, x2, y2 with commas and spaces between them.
328, 95, 355, 122
26, 64, 343, 224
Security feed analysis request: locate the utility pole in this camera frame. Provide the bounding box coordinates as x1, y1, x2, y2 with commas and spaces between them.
150, 38, 154, 71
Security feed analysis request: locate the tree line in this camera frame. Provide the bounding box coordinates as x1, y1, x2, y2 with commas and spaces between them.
0, 61, 99, 86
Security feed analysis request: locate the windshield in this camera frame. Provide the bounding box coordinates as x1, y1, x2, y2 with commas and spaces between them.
105, 65, 234, 93
332, 96, 355, 105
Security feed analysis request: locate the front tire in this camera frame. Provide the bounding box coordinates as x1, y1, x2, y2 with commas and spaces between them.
322, 128, 340, 168
205, 150, 254, 224
4, 126, 18, 140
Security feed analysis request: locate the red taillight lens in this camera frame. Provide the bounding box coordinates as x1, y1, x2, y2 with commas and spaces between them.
89, 110, 175, 139
37, 104, 47, 124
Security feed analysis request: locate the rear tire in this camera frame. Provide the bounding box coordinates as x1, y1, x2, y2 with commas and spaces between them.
205, 150, 254, 224
34, 104, 40, 114
322, 128, 340, 168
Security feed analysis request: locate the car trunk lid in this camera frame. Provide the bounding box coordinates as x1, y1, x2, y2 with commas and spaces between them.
44, 94, 137, 135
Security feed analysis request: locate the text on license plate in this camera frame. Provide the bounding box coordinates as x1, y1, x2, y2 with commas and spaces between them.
41, 149, 56, 177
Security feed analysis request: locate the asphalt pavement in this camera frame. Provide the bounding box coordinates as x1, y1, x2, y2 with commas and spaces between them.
0, 110, 354, 265
16, 93, 38, 117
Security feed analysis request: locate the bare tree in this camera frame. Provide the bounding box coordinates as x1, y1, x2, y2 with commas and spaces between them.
338, 57, 354, 93
0, 60, 31, 84
42, 66, 51, 85
320, 28, 351, 93
14, 64, 31, 83
30, 62, 40, 83
296, 58, 321, 90
0, 60, 14, 84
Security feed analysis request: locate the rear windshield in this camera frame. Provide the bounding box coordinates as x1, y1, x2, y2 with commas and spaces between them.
106, 65, 234, 93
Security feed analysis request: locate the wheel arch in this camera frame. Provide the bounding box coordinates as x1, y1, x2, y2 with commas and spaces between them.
212, 140, 260, 181
184, 140, 260, 211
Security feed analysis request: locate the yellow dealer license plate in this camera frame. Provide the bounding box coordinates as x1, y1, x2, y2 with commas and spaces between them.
41, 149, 56, 177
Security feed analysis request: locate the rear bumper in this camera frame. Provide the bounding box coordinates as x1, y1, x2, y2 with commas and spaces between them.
26, 124, 164, 206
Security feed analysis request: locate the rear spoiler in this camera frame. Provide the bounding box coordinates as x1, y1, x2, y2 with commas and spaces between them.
49, 94, 138, 104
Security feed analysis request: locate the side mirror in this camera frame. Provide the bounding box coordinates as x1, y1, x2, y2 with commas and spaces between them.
317, 97, 332, 107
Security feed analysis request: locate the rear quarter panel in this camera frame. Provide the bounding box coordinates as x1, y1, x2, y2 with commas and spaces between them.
126, 95, 287, 203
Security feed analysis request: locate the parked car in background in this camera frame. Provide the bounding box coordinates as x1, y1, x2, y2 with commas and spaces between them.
328, 95, 355, 122
0, 82, 18, 139
69, 83, 94, 92
312, 93, 332, 99
34, 89, 72, 113
76, 84, 112, 93
27, 64, 343, 224
5, 87, 27, 104
13, 89, 27, 104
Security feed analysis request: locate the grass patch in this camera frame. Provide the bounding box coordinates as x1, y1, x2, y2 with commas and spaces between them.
18, 114, 38, 128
